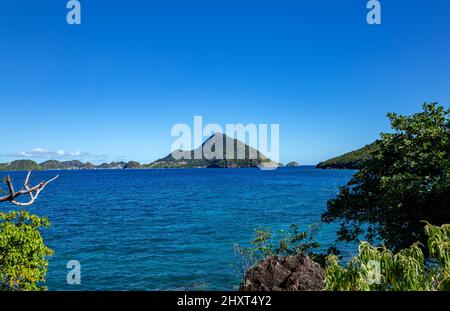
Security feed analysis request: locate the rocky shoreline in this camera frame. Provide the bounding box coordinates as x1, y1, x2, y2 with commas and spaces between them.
240, 254, 324, 291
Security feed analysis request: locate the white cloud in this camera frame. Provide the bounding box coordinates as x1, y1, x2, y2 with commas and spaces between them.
3, 148, 98, 159
18, 148, 50, 157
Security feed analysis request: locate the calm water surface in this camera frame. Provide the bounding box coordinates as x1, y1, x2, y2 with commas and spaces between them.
3, 167, 357, 290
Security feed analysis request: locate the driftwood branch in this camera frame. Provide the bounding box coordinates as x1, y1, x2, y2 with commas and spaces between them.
0, 172, 58, 206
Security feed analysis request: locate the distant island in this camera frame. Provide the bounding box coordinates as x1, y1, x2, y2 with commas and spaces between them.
0, 159, 125, 171
147, 133, 280, 169
285, 161, 300, 167
0, 136, 382, 172
0, 133, 280, 171
0, 137, 384, 172
316, 141, 380, 169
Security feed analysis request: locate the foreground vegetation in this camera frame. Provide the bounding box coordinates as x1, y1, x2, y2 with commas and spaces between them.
323, 103, 450, 252
240, 222, 450, 291
325, 223, 450, 291
235, 224, 328, 273
0, 173, 56, 290
241, 102, 450, 291
0, 211, 53, 290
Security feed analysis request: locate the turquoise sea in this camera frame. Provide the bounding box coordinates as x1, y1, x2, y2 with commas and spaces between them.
3, 167, 357, 290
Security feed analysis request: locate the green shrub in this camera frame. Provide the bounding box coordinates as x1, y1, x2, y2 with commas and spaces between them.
235, 224, 328, 271
322, 103, 450, 252
325, 223, 450, 291
0, 210, 54, 291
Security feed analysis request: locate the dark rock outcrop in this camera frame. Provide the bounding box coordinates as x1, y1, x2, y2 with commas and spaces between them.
124, 161, 143, 169
286, 161, 300, 167
240, 254, 324, 291
97, 161, 127, 169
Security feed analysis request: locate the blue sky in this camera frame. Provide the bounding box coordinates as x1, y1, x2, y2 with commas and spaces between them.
0, 0, 449, 165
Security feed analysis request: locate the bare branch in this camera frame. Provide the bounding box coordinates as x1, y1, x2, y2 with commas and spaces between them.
0, 172, 58, 206
5, 176, 15, 196
24, 171, 32, 190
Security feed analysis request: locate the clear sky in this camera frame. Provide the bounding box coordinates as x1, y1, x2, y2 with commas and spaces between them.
0, 0, 449, 165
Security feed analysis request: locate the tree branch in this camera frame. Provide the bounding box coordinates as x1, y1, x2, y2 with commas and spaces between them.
0, 172, 58, 206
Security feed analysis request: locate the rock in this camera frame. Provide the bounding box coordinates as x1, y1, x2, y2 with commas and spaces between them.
286, 161, 300, 167
240, 254, 324, 291
124, 161, 143, 169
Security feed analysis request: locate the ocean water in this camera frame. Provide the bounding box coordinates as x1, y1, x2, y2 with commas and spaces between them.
2, 167, 357, 291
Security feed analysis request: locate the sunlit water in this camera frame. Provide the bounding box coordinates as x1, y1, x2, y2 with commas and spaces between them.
2, 167, 357, 290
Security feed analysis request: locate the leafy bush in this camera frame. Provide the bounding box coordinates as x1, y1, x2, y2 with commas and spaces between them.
322, 103, 450, 252
235, 224, 328, 271
325, 223, 450, 291
0, 210, 54, 291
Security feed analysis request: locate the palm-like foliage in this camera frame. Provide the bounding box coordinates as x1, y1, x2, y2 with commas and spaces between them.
325, 223, 450, 291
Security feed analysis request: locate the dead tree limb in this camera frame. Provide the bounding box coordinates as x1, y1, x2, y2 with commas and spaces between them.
0, 172, 58, 206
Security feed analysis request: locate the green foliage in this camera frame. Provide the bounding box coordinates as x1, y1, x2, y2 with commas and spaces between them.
425, 223, 450, 290
0, 210, 54, 291
322, 103, 450, 252
276, 224, 321, 257
235, 224, 324, 271
0, 160, 42, 171
317, 141, 381, 169
325, 223, 450, 291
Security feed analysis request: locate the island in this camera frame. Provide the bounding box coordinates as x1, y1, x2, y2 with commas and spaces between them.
0, 133, 280, 171
316, 141, 380, 170
147, 133, 280, 169
285, 161, 300, 167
